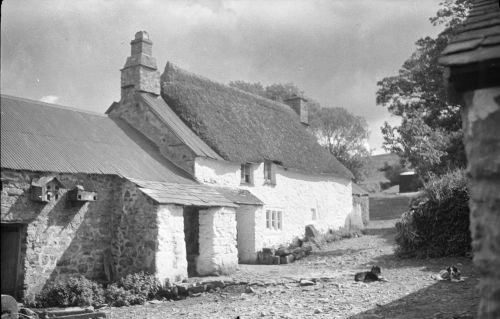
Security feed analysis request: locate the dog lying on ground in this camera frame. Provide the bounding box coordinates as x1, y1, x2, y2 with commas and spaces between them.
354, 265, 388, 282
432, 265, 463, 281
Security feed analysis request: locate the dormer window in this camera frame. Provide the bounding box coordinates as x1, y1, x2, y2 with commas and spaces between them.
264, 160, 276, 185
241, 163, 253, 185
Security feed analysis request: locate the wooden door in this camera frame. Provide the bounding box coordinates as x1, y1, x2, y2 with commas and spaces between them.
1, 224, 22, 297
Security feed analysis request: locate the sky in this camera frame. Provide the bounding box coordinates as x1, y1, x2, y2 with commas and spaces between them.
1, 0, 444, 154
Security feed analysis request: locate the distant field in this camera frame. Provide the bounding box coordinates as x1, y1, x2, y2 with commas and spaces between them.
369, 193, 418, 221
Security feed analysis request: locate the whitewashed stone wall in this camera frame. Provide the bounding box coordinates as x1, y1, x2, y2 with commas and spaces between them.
197, 207, 238, 275
195, 157, 241, 187
155, 205, 187, 284
194, 158, 353, 261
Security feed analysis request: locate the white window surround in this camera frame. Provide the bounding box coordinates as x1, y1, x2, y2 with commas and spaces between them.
266, 209, 283, 230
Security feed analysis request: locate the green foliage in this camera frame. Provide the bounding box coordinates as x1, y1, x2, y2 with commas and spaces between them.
376, 0, 471, 178
105, 272, 161, 306
115, 272, 160, 300
395, 169, 470, 258
104, 285, 134, 307
34, 272, 162, 308
35, 275, 104, 308
310, 107, 371, 182
380, 161, 406, 186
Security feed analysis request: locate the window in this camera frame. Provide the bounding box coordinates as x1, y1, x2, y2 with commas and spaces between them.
264, 160, 276, 185
266, 210, 283, 230
241, 163, 253, 184
311, 208, 317, 221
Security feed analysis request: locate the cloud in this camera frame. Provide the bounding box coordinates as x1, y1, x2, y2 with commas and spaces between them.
1, 0, 442, 150
40, 95, 59, 103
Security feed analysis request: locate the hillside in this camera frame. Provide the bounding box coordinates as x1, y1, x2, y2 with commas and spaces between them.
361, 153, 401, 193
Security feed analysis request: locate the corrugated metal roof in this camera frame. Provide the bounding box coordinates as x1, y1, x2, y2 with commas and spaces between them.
139, 93, 223, 160
128, 178, 237, 207
213, 187, 264, 206
439, 0, 500, 66
1, 94, 196, 184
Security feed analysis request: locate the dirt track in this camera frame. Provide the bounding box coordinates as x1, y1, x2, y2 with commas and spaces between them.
103, 213, 479, 319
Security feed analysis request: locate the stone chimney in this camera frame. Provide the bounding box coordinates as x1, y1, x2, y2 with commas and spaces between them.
120, 31, 160, 102
284, 95, 308, 125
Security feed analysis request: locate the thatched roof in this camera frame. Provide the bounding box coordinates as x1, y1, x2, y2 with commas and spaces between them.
160, 63, 353, 179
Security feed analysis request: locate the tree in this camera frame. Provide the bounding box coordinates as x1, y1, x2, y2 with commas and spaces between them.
376, 0, 471, 178
310, 107, 371, 182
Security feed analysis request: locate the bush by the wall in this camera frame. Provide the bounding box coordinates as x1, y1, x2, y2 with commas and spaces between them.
35, 275, 104, 308
395, 169, 470, 258
34, 272, 162, 308
104, 272, 161, 306
116, 272, 160, 300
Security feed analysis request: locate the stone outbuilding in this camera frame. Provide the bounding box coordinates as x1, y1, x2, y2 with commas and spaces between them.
439, 0, 500, 318
0, 95, 238, 301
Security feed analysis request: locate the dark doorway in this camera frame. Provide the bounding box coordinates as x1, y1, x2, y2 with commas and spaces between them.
183, 207, 199, 277
1, 224, 23, 298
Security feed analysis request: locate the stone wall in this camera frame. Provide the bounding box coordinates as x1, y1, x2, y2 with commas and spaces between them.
109, 96, 196, 174
194, 157, 353, 260
462, 87, 500, 318
0, 169, 121, 300
353, 196, 369, 227
197, 207, 238, 275
111, 181, 159, 279
155, 204, 188, 284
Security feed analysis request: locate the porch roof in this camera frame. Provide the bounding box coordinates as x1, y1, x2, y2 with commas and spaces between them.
128, 178, 238, 207
213, 187, 264, 206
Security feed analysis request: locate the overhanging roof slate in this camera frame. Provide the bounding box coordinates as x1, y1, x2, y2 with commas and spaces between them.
213, 187, 264, 206
128, 178, 237, 207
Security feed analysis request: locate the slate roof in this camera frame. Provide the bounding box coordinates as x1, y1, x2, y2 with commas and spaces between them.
1, 94, 195, 184
213, 187, 264, 206
439, 0, 500, 66
160, 62, 353, 180
129, 178, 237, 207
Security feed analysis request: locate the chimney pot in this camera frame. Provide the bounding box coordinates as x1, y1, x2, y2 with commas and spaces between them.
135, 31, 150, 40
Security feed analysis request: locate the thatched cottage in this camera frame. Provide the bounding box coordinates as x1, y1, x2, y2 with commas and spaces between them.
1, 31, 355, 301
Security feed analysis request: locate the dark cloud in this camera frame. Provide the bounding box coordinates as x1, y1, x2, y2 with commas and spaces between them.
1, 0, 441, 152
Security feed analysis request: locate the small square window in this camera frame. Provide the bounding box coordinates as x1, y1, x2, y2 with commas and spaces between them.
266, 210, 283, 230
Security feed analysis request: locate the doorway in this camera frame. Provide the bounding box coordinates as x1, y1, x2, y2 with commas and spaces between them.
183, 207, 199, 277
1, 224, 23, 298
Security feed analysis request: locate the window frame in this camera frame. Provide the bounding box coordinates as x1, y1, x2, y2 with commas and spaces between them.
263, 160, 276, 185
265, 209, 283, 230
240, 163, 253, 185
311, 208, 318, 221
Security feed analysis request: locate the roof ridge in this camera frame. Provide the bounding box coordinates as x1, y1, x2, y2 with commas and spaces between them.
0, 94, 108, 117
162, 62, 296, 116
